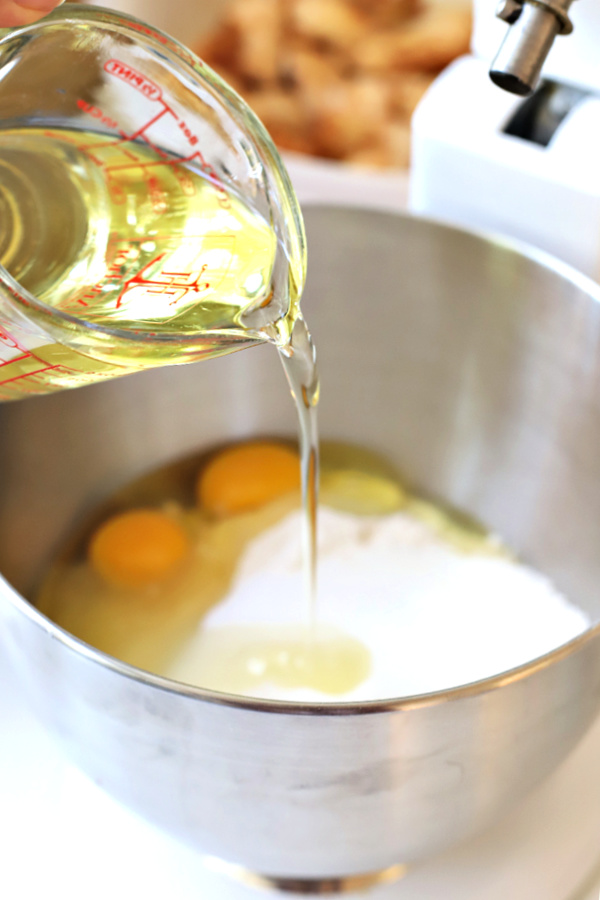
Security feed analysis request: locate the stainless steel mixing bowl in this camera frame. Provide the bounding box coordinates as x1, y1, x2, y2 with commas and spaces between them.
2, 207, 600, 887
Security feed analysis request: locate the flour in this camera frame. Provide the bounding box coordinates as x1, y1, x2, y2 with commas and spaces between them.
167, 506, 589, 701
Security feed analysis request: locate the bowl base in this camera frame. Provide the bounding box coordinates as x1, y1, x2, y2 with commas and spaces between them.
203, 857, 408, 894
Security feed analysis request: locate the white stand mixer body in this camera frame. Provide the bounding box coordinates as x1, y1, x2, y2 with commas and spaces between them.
409, 0, 600, 280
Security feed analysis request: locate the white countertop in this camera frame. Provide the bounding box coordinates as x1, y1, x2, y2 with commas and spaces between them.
1, 643, 600, 900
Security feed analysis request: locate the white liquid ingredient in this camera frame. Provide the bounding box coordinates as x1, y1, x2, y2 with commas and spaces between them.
167, 507, 589, 701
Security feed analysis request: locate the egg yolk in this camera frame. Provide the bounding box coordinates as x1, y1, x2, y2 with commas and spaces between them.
197, 441, 301, 517
89, 509, 190, 589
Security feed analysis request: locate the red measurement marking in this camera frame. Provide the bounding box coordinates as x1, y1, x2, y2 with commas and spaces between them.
128, 107, 170, 141
0, 327, 35, 367
76, 103, 175, 158
96, 135, 180, 169
139, 130, 178, 161
171, 165, 196, 197
75, 86, 231, 206
0, 364, 57, 387
115, 253, 164, 308
0, 327, 25, 353
125, 21, 169, 45
43, 129, 80, 145
109, 249, 130, 268
104, 60, 162, 101
75, 132, 133, 154
0, 351, 30, 367
105, 157, 175, 172
177, 118, 198, 147
73, 283, 105, 306
177, 150, 231, 208
76, 99, 117, 130
115, 257, 210, 308
123, 20, 201, 70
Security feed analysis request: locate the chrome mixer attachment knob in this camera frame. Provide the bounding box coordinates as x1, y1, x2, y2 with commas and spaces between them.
490, 0, 576, 95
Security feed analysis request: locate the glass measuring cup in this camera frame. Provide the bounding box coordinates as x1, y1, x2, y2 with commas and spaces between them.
0, 4, 306, 400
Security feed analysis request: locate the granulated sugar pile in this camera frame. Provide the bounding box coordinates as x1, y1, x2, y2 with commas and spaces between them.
167, 506, 589, 701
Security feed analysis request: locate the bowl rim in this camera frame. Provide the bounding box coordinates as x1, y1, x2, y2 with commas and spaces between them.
5, 570, 598, 716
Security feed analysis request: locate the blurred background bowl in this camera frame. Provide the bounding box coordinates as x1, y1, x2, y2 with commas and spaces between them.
83, 0, 470, 211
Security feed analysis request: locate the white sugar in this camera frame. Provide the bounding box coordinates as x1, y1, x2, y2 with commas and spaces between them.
168, 507, 589, 701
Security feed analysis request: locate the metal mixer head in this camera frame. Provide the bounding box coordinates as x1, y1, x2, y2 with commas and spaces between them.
490, 0, 576, 95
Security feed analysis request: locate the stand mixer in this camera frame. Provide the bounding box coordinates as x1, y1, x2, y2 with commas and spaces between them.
410, 0, 600, 280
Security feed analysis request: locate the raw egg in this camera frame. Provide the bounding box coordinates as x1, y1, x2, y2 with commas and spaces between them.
197, 441, 300, 517
89, 508, 190, 589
